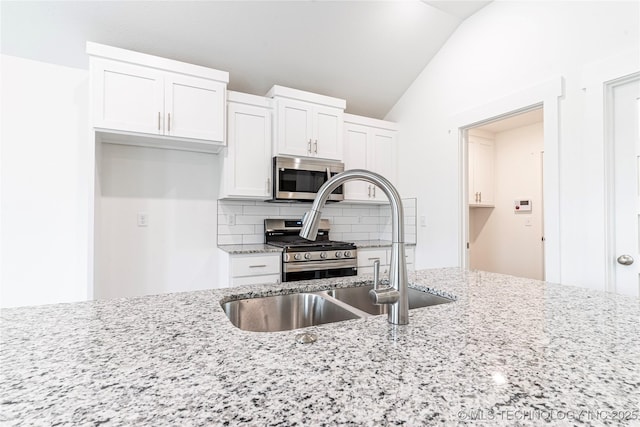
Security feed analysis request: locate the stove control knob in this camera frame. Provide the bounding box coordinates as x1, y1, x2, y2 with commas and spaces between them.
294, 253, 302, 261
344, 250, 352, 258
335, 251, 343, 258
304, 253, 312, 260
320, 252, 327, 259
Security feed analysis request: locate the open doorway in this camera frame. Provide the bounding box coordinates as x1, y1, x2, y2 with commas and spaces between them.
466, 108, 545, 280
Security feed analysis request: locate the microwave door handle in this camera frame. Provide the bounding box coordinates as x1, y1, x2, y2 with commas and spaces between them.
326, 167, 331, 181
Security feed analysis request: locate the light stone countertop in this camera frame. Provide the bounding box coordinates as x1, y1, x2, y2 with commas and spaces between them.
217, 243, 282, 254
1, 268, 639, 425
217, 241, 415, 254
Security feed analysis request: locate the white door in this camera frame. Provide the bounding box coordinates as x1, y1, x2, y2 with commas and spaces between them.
92, 58, 164, 135
468, 134, 495, 206
165, 74, 225, 142
314, 106, 343, 160
225, 103, 272, 198
343, 123, 370, 201
610, 74, 640, 297
276, 99, 313, 157
370, 129, 397, 201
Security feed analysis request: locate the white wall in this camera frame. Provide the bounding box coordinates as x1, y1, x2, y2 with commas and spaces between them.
470, 122, 544, 280
386, 1, 639, 289
1, 55, 91, 307
95, 143, 220, 300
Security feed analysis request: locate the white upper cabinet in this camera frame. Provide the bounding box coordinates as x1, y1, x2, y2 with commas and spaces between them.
343, 123, 371, 200
369, 129, 397, 202
92, 59, 164, 135
468, 131, 495, 207
277, 99, 314, 157
313, 106, 342, 159
88, 42, 229, 153
343, 114, 398, 202
268, 85, 345, 161
164, 74, 225, 142
221, 91, 272, 199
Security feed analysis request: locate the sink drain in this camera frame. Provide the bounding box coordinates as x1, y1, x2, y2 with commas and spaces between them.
295, 332, 317, 344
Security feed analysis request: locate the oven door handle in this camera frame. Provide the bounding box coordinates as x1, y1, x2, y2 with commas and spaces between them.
283, 259, 357, 273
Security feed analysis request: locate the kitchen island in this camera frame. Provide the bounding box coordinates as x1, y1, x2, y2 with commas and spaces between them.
1, 268, 639, 425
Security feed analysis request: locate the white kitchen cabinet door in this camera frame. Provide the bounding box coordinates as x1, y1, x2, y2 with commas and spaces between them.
165, 74, 225, 142
276, 99, 314, 157
343, 116, 398, 203
314, 106, 343, 160
369, 129, 397, 201
223, 102, 272, 198
343, 123, 371, 201
92, 58, 164, 135
403, 247, 415, 272
468, 136, 495, 206
274, 99, 343, 160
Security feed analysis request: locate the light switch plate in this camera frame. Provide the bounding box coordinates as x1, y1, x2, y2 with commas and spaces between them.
137, 212, 148, 227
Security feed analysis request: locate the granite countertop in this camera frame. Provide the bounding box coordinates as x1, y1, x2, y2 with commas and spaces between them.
217, 243, 281, 255
2, 268, 640, 425
351, 240, 416, 248
218, 241, 415, 254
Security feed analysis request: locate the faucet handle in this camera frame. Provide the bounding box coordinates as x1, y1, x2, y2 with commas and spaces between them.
369, 259, 399, 305
369, 287, 399, 305
373, 260, 380, 290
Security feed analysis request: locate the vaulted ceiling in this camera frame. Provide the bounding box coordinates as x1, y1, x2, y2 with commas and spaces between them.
1, 1, 490, 118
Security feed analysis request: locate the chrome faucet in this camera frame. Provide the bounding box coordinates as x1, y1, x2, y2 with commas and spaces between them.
299, 169, 409, 325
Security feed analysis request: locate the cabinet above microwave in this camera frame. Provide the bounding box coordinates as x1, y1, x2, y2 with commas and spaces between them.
267, 85, 346, 161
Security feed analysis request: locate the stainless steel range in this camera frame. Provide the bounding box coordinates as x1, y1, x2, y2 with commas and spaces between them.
265, 219, 357, 282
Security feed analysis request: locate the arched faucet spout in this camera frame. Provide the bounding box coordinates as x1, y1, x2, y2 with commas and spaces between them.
300, 169, 409, 325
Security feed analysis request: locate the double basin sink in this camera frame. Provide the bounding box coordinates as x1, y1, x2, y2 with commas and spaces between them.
221, 283, 453, 332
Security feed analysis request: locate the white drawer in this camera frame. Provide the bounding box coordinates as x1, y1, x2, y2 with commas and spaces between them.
358, 265, 390, 276
231, 254, 280, 277
357, 249, 387, 267
405, 247, 415, 265
232, 274, 280, 286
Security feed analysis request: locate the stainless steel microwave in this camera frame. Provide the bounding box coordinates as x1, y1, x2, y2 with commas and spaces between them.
272, 156, 344, 202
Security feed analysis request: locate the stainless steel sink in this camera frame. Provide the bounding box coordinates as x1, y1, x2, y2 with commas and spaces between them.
221, 293, 360, 332
221, 284, 453, 332
325, 285, 452, 315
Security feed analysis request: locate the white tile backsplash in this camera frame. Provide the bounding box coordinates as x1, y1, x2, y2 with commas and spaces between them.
217, 198, 417, 245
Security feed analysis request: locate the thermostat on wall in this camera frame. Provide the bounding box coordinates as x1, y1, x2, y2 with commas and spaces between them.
514, 199, 532, 212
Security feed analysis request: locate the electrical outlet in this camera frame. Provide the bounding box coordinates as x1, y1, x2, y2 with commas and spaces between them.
420, 216, 427, 227
227, 214, 236, 226
137, 212, 148, 227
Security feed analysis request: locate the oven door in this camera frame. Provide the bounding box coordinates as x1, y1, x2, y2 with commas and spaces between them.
282, 259, 357, 282
274, 157, 344, 202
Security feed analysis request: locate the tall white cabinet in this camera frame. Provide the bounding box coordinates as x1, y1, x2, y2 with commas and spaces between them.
343, 114, 398, 202
220, 91, 272, 199
468, 130, 495, 207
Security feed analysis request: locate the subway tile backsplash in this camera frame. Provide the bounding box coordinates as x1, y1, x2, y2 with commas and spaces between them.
217, 198, 417, 245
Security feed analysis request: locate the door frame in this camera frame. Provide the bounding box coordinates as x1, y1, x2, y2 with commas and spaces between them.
452, 77, 563, 283
581, 49, 639, 292
604, 71, 640, 292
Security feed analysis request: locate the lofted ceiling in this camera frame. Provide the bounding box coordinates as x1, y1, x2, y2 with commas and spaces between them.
1, 1, 491, 118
